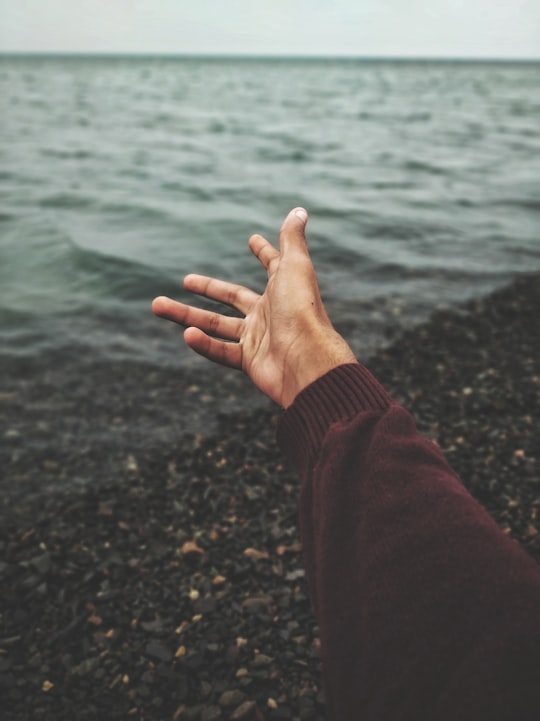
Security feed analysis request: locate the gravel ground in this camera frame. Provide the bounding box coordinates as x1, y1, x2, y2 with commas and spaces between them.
1, 272, 539, 721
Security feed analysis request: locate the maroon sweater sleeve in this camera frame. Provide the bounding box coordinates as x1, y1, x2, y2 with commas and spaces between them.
277, 363, 540, 721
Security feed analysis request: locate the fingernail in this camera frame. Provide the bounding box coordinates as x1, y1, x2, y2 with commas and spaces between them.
294, 207, 308, 222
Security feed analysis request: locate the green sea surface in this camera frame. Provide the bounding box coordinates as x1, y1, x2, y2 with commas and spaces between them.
1, 56, 539, 364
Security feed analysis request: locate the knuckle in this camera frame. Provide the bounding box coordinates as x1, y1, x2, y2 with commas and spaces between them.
208, 313, 220, 333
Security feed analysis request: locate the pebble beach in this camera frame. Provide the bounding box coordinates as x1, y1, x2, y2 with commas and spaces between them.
1, 271, 539, 721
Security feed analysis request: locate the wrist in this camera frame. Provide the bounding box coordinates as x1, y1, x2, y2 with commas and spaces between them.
282, 332, 357, 408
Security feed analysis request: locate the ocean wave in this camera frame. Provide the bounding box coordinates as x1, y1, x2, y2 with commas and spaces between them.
401, 160, 448, 176
492, 197, 540, 212
40, 147, 95, 160
39, 192, 96, 210
1, 221, 179, 312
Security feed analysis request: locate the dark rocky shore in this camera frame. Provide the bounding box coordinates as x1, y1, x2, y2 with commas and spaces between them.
1, 273, 539, 721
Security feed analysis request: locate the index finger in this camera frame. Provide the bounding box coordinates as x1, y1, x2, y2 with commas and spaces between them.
184, 274, 259, 316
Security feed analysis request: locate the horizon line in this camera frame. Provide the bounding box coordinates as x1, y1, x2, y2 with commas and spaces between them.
0, 51, 539, 63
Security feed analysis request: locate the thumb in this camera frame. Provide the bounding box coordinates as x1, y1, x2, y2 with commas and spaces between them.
279, 207, 309, 255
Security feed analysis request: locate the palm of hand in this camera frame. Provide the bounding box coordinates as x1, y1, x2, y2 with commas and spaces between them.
241, 262, 308, 408
152, 209, 356, 408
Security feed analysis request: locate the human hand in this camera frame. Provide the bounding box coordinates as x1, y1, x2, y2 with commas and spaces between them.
152, 208, 357, 408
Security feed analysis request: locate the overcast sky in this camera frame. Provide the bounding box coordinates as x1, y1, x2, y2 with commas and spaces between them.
1, 0, 539, 58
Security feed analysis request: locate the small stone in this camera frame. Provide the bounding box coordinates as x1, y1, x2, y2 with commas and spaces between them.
42, 680, 54, 692
285, 569, 305, 581
243, 548, 270, 560
72, 657, 99, 676
200, 705, 221, 721
30, 553, 51, 575
20, 573, 40, 590
145, 642, 172, 663
140, 616, 162, 632
252, 654, 273, 667
98, 502, 114, 517
183, 704, 204, 721
200, 680, 212, 698
276, 543, 302, 556
218, 689, 246, 707
267, 698, 278, 709
230, 700, 257, 720
109, 673, 123, 689
182, 541, 205, 556
126, 454, 139, 474
241, 596, 273, 613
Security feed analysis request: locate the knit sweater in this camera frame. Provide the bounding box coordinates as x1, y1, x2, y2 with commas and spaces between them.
277, 363, 540, 721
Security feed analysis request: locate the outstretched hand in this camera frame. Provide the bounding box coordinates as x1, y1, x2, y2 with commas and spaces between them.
152, 208, 357, 408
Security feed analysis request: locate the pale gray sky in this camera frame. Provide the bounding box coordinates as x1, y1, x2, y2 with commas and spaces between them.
1, 0, 539, 58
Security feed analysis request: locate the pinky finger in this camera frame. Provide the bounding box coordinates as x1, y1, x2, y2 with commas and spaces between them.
184, 327, 242, 370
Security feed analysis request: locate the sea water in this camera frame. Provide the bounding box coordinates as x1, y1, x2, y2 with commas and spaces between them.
1, 56, 539, 366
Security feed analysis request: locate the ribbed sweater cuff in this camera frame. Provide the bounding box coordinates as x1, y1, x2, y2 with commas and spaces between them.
277, 362, 394, 472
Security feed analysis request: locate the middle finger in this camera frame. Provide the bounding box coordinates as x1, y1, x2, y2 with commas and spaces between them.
152, 297, 244, 340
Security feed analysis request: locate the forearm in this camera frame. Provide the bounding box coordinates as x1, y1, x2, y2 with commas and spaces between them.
278, 363, 540, 721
